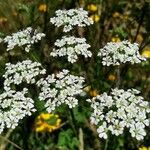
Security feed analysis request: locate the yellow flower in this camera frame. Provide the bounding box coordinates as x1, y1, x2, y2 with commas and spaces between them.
89, 89, 99, 97
142, 49, 150, 58
87, 4, 98, 12
139, 146, 150, 150
136, 34, 143, 43
34, 113, 62, 133
38, 4, 47, 13
35, 124, 45, 132
0, 17, 8, 25
112, 12, 121, 18
111, 37, 121, 42
83, 86, 91, 92
108, 74, 116, 81
90, 14, 100, 23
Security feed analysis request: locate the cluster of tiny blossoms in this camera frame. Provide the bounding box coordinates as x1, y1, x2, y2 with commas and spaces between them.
37, 70, 85, 112
0, 88, 36, 133
87, 88, 150, 140
98, 41, 146, 66
2, 27, 45, 52
3, 60, 46, 90
50, 8, 93, 32
50, 36, 92, 63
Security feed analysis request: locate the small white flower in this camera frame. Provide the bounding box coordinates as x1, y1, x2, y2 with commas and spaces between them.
50, 36, 92, 63
0, 88, 36, 134
87, 88, 149, 140
37, 69, 85, 112
97, 122, 108, 139
1, 27, 45, 52
3, 60, 46, 90
50, 8, 93, 32
98, 41, 146, 66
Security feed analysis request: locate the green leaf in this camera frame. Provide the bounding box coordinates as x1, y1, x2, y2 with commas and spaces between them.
57, 129, 79, 150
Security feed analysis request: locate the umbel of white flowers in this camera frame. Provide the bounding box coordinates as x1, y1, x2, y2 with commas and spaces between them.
50, 36, 92, 63
98, 41, 146, 66
50, 8, 93, 32
3, 60, 46, 91
37, 69, 85, 112
1, 27, 45, 52
0, 88, 36, 134
87, 88, 150, 140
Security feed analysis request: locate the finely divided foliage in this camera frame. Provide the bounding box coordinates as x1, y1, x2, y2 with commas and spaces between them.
87, 89, 150, 140
50, 36, 92, 63
37, 70, 85, 112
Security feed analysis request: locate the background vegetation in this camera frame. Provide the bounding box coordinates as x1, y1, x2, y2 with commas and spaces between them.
0, 0, 150, 150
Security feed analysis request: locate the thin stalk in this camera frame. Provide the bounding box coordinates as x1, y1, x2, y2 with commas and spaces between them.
133, 2, 147, 42
0, 135, 23, 150
68, 109, 78, 136
116, 66, 121, 88
104, 137, 109, 150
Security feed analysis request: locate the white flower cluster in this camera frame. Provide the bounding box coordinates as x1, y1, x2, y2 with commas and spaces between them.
37, 69, 85, 112
2, 27, 45, 52
87, 88, 150, 140
3, 60, 46, 90
98, 41, 146, 66
0, 88, 36, 133
50, 36, 92, 63
50, 8, 93, 32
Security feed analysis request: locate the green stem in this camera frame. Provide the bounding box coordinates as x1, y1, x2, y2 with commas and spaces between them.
68, 109, 77, 136
104, 137, 109, 150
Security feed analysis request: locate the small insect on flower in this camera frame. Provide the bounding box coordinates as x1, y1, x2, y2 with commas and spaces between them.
38, 4, 47, 13
34, 113, 62, 133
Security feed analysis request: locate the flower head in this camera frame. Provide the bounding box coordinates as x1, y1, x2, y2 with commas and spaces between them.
1, 27, 45, 52
0, 88, 36, 134
37, 70, 85, 112
34, 113, 61, 132
139, 146, 150, 150
87, 88, 150, 140
98, 41, 146, 66
142, 49, 150, 58
90, 14, 100, 23
3, 60, 46, 90
50, 36, 92, 63
87, 4, 98, 12
38, 4, 47, 13
50, 8, 93, 32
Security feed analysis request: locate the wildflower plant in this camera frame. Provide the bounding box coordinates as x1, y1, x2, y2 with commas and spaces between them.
87, 88, 150, 140
0, 88, 36, 133
1, 27, 45, 52
50, 8, 93, 32
3, 60, 46, 90
50, 36, 92, 63
34, 113, 61, 132
98, 41, 146, 66
0, 5, 149, 150
37, 69, 85, 112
